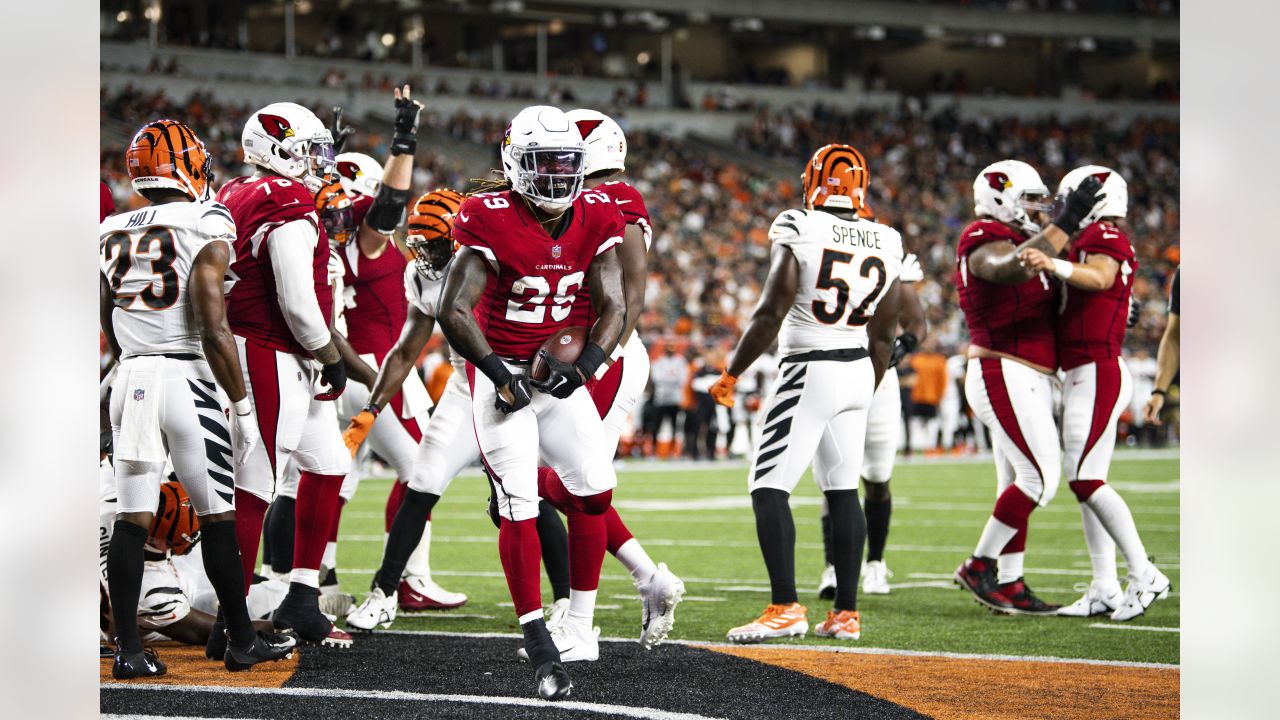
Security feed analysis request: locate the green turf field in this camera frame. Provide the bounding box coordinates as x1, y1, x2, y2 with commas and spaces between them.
332, 453, 1179, 666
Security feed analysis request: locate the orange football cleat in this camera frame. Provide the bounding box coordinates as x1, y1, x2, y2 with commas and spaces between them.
814, 609, 862, 640
726, 602, 808, 644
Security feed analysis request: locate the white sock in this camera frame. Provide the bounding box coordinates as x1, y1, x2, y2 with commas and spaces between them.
290, 567, 320, 588
1078, 502, 1118, 585
567, 588, 596, 628
615, 539, 657, 586
974, 515, 1018, 559
404, 520, 432, 579
322, 541, 338, 574
518, 609, 544, 625
1086, 485, 1152, 576
997, 552, 1024, 584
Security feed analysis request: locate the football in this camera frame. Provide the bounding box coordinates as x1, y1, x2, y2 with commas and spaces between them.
529, 326, 589, 381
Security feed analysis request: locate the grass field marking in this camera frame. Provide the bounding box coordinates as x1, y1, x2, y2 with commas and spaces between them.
1088, 623, 1181, 633
101, 684, 730, 720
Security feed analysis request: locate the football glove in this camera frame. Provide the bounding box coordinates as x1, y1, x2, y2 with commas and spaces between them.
343, 406, 378, 458
390, 91, 424, 156
496, 374, 533, 414
231, 399, 261, 467
889, 331, 919, 368
100, 429, 113, 459
315, 360, 348, 401
709, 372, 737, 408
331, 106, 355, 154
1127, 295, 1141, 329
1052, 175, 1105, 235
530, 351, 586, 399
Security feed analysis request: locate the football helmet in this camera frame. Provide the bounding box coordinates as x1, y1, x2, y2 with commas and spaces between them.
501, 106, 585, 216
803, 144, 869, 212
242, 102, 336, 193
1056, 165, 1127, 225
315, 179, 356, 246
565, 108, 626, 177
335, 152, 383, 197
149, 480, 200, 556
406, 188, 465, 280
126, 119, 213, 201
973, 160, 1051, 235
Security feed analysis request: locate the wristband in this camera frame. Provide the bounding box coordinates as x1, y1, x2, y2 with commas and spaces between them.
362, 403, 381, 417
574, 343, 607, 381
1150, 388, 1167, 397
390, 133, 417, 156
1051, 259, 1074, 280
476, 353, 513, 388
898, 331, 919, 353
232, 398, 253, 416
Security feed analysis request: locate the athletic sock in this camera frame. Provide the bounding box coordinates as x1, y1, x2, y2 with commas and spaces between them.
567, 589, 597, 629
751, 488, 798, 605
266, 495, 296, 576
1078, 502, 1118, 584
535, 500, 571, 601
107, 520, 149, 654
292, 472, 344, 587
1084, 484, 1152, 576
374, 489, 439, 594
403, 519, 433, 579
603, 507, 635, 554
614, 538, 658, 586
385, 480, 408, 533
260, 501, 274, 569
864, 494, 892, 563
499, 517, 545, 618
199, 519, 255, 647
997, 552, 1024, 584
975, 484, 1036, 558
566, 507, 608, 620
234, 489, 269, 593
825, 489, 866, 612
520, 615, 559, 668
820, 512, 834, 567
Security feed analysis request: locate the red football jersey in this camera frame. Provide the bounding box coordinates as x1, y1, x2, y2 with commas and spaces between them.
100, 181, 115, 222
568, 181, 651, 327
1056, 222, 1136, 370
955, 219, 1057, 369
339, 195, 408, 357
218, 175, 333, 356
453, 189, 625, 360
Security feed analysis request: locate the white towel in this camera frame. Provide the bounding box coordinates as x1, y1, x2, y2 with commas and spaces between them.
116, 357, 167, 463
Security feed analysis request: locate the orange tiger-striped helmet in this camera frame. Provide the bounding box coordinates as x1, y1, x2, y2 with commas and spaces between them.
314, 178, 355, 246
149, 480, 200, 556
406, 188, 466, 280
126, 119, 213, 201
802, 144, 869, 212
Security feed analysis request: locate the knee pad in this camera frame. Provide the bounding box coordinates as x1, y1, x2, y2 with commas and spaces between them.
1015, 467, 1060, 507
1069, 479, 1106, 502
573, 489, 613, 516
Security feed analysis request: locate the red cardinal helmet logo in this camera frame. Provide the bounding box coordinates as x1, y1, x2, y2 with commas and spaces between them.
574, 119, 604, 139
1091, 171, 1111, 185
336, 160, 362, 180
984, 172, 1012, 191
258, 113, 295, 142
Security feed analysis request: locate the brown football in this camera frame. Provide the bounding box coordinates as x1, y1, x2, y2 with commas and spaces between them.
530, 326, 589, 381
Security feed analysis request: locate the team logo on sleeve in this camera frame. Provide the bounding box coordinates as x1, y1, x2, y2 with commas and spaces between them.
258, 113, 295, 141
984, 172, 1012, 190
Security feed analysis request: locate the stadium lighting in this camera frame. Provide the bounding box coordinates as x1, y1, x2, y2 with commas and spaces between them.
988, 33, 1006, 48
116, 10, 130, 23
548, 19, 565, 34
1079, 36, 1097, 52
143, 2, 161, 23
381, 33, 396, 48
637, 51, 651, 65
867, 25, 886, 41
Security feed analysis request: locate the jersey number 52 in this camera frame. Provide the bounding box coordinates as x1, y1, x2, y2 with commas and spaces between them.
812, 249, 888, 326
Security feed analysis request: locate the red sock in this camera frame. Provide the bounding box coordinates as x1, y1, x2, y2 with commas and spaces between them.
293, 472, 343, 572
328, 497, 345, 543
498, 517, 544, 617
992, 484, 1037, 547
385, 481, 408, 533
233, 488, 268, 595
1001, 526, 1028, 554
604, 507, 634, 555
568, 508, 608, 592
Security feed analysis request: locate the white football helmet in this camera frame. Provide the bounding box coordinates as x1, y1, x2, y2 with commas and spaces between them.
501, 106, 585, 216
1057, 165, 1128, 224
335, 152, 383, 197
973, 159, 1051, 235
565, 108, 626, 177
241, 102, 336, 193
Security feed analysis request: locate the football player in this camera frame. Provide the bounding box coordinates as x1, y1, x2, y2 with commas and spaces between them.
951, 160, 1102, 614
713, 144, 903, 643
1017, 166, 1171, 620
216, 101, 354, 649
436, 105, 627, 700
101, 120, 295, 677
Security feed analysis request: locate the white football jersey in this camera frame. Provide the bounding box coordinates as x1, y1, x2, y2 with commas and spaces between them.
100, 201, 237, 359
403, 262, 468, 380
769, 208, 903, 356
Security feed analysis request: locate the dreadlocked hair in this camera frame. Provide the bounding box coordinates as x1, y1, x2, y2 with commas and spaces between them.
466, 171, 510, 197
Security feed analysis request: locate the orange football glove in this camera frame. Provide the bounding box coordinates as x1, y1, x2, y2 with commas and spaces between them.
343, 409, 377, 457
709, 372, 738, 408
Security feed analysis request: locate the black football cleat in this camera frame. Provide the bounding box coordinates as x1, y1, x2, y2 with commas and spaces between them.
205, 614, 227, 661
272, 584, 353, 648
112, 646, 166, 679
535, 660, 573, 701
100, 645, 114, 658
225, 631, 298, 671
954, 556, 1014, 614
998, 578, 1062, 615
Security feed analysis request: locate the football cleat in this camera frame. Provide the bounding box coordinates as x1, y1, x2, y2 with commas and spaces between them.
318, 590, 356, 620
517, 621, 600, 663
814, 609, 862, 640
726, 603, 809, 644
205, 615, 226, 661
638, 562, 686, 649
112, 646, 166, 679
817, 564, 837, 601
535, 661, 573, 701
1111, 565, 1171, 622
862, 561, 892, 595
954, 556, 1014, 613
1058, 581, 1124, 618
272, 586, 353, 647
997, 578, 1061, 615
345, 587, 398, 632
544, 598, 571, 632
398, 576, 468, 612
224, 631, 297, 672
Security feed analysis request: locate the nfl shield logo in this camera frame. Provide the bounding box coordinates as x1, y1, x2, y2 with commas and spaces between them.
133, 388, 146, 401
551, 245, 562, 259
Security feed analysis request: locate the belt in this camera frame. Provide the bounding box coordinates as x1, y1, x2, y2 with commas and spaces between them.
132, 352, 203, 362
780, 347, 870, 364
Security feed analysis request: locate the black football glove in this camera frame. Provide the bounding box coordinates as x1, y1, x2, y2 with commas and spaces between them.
1127, 295, 1141, 329
1052, 175, 1105, 235
100, 429, 113, 459
530, 350, 586, 399
888, 331, 919, 369
390, 93, 424, 156
495, 373, 532, 414
484, 470, 502, 529
315, 360, 348, 401
331, 106, 356, 154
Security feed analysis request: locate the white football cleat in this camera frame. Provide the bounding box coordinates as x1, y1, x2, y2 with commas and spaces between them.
517, 620, 600, 663
345, 587, 397, 632
1057, 581, 1123, 617
817, 564, 837, 600
544, 598, 571, 632
862, 561, 892, 595
638, 563, 686, 649
1111, 565, 1171, 622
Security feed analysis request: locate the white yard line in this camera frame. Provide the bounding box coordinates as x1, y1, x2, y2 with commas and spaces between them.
1089, 623, 1180, 633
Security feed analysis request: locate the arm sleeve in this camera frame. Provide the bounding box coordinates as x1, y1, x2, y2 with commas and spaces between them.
267, 219, 332, 353
1169, 267, 1179, 315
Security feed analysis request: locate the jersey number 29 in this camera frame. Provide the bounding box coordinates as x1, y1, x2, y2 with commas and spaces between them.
506, 272, 585, 324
